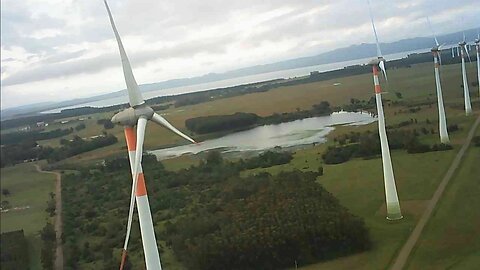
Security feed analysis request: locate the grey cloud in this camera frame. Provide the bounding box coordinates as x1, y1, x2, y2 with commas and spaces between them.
1, 34, 232, 86
39, 50, 87, 64
2, 0, 480, 89
1, 2, 66, 53
1, 58, 16, 62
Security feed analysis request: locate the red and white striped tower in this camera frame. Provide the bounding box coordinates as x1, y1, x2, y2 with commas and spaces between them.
431, 48, 449, 143
367, 0, 402, 220
121, 127, 162, 270
459, 41, 472, 115
370, 59, 403, 220
103, 1, 197, 269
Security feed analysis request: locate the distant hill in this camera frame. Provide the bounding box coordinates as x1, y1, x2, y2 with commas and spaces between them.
2, 28, 478, 120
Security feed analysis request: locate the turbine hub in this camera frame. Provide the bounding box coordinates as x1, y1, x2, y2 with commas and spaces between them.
111, 105, 154, 126
368, 58, 383, 66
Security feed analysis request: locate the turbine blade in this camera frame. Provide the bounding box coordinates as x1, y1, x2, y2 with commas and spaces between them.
379, 60, 388, 81
151, 113, 196, 144
104, 0, 145, 107
438, 53, 443, 65
367, 0, 382, 58
121, 117, 148, 269
465, 47, 472, 62
426, 17, 439, 47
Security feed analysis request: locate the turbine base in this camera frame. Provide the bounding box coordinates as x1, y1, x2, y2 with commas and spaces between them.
386, 202, 403, 221
386, 214, 404, 221
440, 137, 450, 144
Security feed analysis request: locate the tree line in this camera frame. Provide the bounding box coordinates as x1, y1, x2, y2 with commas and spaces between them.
323, 128, 454, 164
0, 134, 118, 167
1, 128, 73, 145
185, 102, 332, 134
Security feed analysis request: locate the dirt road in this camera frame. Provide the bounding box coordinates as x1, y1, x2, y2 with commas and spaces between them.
390, 114, 480, 270
35, 164, 64, 270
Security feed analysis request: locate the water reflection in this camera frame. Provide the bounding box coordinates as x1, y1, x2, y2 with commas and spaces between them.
150, 111, 375, 160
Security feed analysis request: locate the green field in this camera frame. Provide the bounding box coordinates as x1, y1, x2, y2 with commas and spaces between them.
34, 62, 479, 162
235, 112, 476, 269
0, 162, 56, 270
3, 60, 480, 269
405, 127, 480, 270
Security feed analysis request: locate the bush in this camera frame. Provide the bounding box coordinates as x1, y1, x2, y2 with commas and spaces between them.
473, 136, 480, 147
322, 145, 358, 164
447, 124, 459, 133
75, 123, 86, 131
186, 112, 259, 134
240, 151, 293, 169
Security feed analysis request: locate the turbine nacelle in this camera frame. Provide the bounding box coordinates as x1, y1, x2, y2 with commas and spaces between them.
111, 105, 154, 126
368, 57, 383, 66
458, 41, 467, 47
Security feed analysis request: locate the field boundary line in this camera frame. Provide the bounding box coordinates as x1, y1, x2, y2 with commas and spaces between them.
35, 164, 64, 270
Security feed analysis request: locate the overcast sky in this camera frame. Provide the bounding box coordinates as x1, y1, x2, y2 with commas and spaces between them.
1, 0, 479, 109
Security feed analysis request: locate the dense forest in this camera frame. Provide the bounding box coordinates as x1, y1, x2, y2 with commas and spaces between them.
60, 151, 370, 269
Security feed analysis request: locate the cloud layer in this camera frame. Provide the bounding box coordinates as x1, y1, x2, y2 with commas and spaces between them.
1, 0, 479, 109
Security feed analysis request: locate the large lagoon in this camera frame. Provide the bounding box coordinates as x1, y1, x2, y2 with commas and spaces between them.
150, 111, 375, 160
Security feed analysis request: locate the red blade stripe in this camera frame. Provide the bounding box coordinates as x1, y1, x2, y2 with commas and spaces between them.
124, 127, 136, 151
119, 249, 127, 270
136, 173, 147, 196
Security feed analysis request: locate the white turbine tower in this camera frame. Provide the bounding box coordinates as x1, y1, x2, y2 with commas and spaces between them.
458, 35, 472, 115
427, 18, 449, 143
103, 1, 197, 269
367, 0, 402, 221
475, 35, 480, 98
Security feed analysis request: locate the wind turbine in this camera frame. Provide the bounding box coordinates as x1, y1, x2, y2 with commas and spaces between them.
103, 1, 197, 269
367, 0, 403, 221
427, 18, 449, 143
475, 35, 480, 97
458, 34, 473, 115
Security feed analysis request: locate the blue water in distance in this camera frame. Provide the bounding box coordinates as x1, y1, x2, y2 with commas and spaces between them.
43, 48, 433, 113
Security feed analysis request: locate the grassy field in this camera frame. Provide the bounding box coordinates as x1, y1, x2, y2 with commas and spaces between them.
33, 61, 478, 160
405, 127, 480, 270
5, 60, 479, 269
0, 162, 56, 270
236, 112, 477, 270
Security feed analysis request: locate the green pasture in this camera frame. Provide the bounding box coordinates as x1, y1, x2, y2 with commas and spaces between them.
405, 127, 480, 270
1, 162, 56, 270
32, 62, 478, 161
